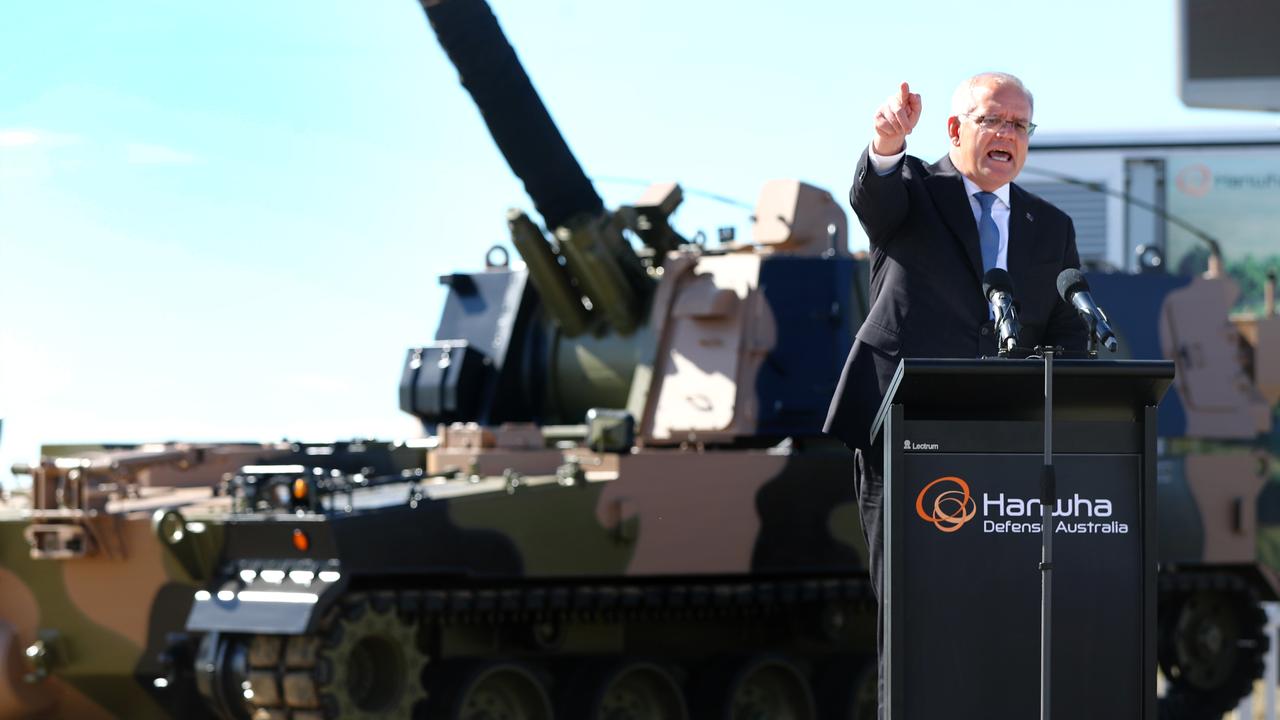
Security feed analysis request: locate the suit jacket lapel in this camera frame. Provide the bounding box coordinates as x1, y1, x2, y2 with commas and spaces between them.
1007, 184, 1033, 288
925, 156, 983, 283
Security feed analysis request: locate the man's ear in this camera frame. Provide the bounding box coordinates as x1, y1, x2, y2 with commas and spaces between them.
947, 117, 961, 146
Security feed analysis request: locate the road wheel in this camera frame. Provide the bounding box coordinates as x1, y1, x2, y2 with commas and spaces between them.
563, 660, 688, 720
695, 655, 814, 720
428, 662, 553, 720
1158, 578, 1267, 719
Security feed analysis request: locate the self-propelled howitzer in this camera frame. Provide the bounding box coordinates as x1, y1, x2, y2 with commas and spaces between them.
2, 0, 874, 718
402, 0, 857, 438
175, 0, 873, 715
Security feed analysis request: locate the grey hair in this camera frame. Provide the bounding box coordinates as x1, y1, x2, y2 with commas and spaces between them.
950, 72, 1034, 116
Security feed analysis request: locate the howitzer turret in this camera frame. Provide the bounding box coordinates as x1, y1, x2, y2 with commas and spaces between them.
403, 0, 855, 441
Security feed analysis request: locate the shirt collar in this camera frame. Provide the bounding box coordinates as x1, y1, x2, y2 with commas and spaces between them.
960, 174, 1011, 208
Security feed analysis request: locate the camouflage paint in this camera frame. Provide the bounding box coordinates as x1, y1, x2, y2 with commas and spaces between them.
597, 452, 779, 575
448, 478, 635, 576
0, 521, 169, 718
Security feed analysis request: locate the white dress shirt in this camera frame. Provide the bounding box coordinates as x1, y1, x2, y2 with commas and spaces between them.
867, 143, 1010, 270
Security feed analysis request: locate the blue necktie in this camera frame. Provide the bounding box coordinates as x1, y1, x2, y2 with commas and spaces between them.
975, 191, 1000, 272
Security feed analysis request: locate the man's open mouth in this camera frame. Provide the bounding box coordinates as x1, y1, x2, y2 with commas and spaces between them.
988, 150, 1013, 163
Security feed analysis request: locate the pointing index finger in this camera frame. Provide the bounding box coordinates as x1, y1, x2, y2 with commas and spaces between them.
899, 82, 911, 102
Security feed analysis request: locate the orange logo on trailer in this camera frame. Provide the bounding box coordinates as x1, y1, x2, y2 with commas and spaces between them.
1176, 164, 1212, 197
915, 476, 976, 533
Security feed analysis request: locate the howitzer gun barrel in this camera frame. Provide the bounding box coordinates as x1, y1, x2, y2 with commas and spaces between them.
422, 0, 650, 335
423, 0, 602, 230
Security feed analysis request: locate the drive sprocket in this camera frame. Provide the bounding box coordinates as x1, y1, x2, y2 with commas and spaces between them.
314, 593, 429, 719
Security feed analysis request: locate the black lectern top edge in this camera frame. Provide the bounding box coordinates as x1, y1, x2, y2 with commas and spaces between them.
870, 358, 1175, 445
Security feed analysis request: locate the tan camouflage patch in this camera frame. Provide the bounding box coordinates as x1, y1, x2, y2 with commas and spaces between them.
61, 517, 173, 647
597, 452, 781, 575
1185, 453, 1267, 563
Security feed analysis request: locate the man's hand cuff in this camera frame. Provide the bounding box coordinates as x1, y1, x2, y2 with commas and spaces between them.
868, 142, 906, 176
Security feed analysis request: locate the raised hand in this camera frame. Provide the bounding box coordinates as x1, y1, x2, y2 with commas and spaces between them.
872, 82, 922, 156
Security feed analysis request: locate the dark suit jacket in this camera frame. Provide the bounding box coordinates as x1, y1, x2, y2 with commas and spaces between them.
824, 150, 1087, 451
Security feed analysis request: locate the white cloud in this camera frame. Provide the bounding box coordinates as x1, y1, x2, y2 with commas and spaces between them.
0, 128, 84, 184
0, 130, 40, 147
125, 142, 198, 165
0, 128, 80, 148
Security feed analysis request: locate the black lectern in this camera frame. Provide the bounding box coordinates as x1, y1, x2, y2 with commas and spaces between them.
872, 358, 1173, 720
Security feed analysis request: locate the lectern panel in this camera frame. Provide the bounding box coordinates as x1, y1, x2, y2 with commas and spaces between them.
897, 451, 1142, 719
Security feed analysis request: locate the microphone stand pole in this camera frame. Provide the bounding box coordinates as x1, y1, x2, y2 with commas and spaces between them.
1040, 348, 1056, 720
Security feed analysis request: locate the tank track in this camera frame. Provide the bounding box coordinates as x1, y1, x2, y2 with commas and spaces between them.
399, 575, 872, 622
244, 635, 325, 720
228, 570, 1279, 720
236, 575, 876, 719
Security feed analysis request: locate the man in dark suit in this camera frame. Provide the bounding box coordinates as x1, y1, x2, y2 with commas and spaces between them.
824, 72, 1086, 716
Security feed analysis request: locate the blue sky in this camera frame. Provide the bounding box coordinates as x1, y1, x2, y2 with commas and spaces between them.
1, 0, 1275, 485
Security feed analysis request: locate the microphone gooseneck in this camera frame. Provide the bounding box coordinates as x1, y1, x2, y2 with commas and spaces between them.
1056, 269, 1118, 353
983, 268, 1021, 355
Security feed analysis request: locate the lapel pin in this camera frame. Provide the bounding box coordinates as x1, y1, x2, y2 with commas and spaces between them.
1026, 212, 1034, 222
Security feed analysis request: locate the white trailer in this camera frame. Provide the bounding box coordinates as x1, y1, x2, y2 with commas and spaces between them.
1024, 127, 1280, 313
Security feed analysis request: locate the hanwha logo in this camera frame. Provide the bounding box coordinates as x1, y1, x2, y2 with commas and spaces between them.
1176, 164, 1212, 198
915, 476, 977, 533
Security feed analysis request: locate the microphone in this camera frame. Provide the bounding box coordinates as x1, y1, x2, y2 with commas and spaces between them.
1056, 269, 1118, 352
982, 268, 1021, 354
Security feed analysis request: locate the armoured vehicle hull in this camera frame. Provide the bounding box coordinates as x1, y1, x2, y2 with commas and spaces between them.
3, 438, 877, 719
